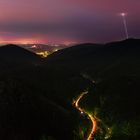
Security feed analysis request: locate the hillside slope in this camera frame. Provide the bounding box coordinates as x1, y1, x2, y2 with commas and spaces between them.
44, 38, 140, 139
0, 39, 140, 139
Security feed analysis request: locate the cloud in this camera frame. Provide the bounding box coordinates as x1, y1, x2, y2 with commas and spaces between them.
0, 0, 139, 43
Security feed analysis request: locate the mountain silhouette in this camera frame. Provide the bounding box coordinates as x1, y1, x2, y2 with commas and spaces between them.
0, 44, 41, 62
0, 44, 42, 73
0, 39, 140, 140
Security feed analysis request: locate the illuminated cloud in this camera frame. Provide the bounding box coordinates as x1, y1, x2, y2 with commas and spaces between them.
0, 0, 139, 43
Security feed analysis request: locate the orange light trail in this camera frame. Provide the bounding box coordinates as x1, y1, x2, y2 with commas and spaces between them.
87, 114, 97, 140
73, 91, 97, 140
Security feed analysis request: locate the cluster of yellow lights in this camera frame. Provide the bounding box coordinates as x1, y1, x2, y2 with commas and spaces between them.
36, 49, 59, 58
36, 51, 49, 58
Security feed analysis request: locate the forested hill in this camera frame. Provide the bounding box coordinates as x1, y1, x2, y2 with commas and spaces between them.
0, 38, 140, 140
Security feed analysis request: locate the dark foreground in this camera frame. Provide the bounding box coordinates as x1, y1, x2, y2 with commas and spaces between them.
0, 39, 140, 140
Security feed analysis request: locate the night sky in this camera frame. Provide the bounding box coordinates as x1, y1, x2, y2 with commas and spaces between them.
0, 0, 140, 44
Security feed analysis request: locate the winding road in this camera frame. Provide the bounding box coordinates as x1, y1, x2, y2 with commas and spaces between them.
73, 91, 97, 140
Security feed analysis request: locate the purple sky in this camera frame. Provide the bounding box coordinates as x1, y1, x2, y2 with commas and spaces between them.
0, 0, 140, 44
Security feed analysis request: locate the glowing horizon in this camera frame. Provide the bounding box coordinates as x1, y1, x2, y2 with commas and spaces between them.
0, 38, 78, 45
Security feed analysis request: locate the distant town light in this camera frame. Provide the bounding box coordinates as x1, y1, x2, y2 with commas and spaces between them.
54, 49, 58, 52
36, 51, 49, 58
31, 45, 37, 48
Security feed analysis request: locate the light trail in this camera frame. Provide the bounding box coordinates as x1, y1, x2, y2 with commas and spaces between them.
73, 91, 97, 140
